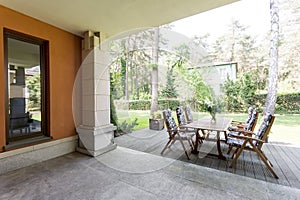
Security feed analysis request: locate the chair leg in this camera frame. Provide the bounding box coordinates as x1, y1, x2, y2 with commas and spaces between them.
224, 131, 228, 142
227, 146, 233, 154
229, 141, 247, 168
249, 141, 278, 179
161, 139, 173, 155
169, 139, 176, 147
231, 147, 239, 159
178, 138, 190, 160
260, 150, 273, 167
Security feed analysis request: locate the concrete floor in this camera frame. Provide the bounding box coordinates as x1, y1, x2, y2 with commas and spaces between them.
1, 146, 299, 200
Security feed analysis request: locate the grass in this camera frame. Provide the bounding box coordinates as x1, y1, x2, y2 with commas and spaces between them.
31, 111, 41, 121
117, 110, 150, 131
116, 110, 300, 145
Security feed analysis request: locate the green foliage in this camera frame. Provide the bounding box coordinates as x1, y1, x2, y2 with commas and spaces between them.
157, 99, 181, 110
129, 100, 151, 110
223, 79, 244, 112
26, 74, 41, 110
151, 111, 162, 119
223, 69, 267, 112
110, 73, 118, 129
239, 72, 257, 106
187, 69, 213, 104
120, 57, 126, 96
254, 92, 300, 114
160, 66, 178, 98
117, 118, 138, 134
223, 75, 300, 114
114, 99, 181, 111
202, 98, 224, 114
148, 64, 158, 70
131, 84, 151, 100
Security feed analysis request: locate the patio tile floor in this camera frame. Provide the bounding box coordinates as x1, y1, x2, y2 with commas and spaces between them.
1, 146, 299, 200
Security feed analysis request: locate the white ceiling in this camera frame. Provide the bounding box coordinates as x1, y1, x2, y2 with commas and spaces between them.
8, 38, 40, 67
0, 0, 239, 37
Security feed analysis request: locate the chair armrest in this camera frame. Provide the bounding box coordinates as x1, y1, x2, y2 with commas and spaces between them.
231, 120, 243, 125
236, 129, 255, 136
228, 128, 254, 136
237, 124, 247, 129
229, 134, 265, 143
231, 120, 242, 123
229, 127, 244, 132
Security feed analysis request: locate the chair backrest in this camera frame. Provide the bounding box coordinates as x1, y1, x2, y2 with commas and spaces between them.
176, 106, 187, 126
246, 109, 259, 132
184, 106, 193, 123
10, 112, 30, 129
162, 109, 178, 135
255, 112, 275, 149
245, 106, 254, 124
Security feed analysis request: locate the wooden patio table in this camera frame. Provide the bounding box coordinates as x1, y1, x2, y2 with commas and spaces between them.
181, 116, 232, 160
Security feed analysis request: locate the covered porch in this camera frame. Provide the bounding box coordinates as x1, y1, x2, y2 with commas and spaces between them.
1, 0, 299, 199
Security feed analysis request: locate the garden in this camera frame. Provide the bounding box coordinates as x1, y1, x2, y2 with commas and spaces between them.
108, 24, 300, 145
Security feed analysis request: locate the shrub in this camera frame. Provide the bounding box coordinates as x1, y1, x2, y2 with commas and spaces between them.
254, 92, 300, 114
129, 100, 151, 110
157, 99, 181, 110
114, 99, 181, 111
115, 118, 139, 136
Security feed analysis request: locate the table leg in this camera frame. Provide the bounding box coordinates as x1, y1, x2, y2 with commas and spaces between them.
216, 131, 226, 160
191, 128, 200, 154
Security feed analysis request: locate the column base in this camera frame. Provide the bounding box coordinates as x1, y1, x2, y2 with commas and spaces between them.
76, 143, 117, 157
76, 124, 117, 157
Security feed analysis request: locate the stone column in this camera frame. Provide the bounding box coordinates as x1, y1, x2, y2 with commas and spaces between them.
76, 31, 116, 156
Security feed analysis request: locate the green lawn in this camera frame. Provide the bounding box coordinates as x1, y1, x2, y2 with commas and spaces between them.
117, 110, 151, 131
116, 110, 300, 145
31, 111, 41, 121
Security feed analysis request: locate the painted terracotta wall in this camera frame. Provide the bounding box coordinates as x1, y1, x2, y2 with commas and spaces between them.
0, 6, 82, 151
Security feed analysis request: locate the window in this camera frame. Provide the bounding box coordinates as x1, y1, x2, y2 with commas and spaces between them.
4, 29, 49, 143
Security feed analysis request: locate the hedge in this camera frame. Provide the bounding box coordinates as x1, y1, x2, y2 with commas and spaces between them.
114, 99, 181, 111
254, 92, 300, 114
114, 92, 300, 114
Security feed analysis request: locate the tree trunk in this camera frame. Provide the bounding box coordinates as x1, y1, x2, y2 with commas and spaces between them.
150, 27, 159, 116
265, 0, 279, 115
125, 36, 130, 100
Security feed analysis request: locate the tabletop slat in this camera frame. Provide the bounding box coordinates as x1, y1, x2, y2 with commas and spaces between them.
181, 117, 232, 132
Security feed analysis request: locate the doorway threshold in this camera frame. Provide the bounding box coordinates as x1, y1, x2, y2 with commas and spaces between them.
3, 136, 52, 151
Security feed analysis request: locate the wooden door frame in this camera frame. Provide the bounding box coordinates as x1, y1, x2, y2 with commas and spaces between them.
3, 28, 50, 143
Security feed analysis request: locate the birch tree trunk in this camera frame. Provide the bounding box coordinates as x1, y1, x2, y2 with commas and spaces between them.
125, 36, 130, 100
265, 0, 279, 115
150, 27, 159, 116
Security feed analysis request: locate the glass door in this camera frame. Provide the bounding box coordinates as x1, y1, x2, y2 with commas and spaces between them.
4, 29, 49, 143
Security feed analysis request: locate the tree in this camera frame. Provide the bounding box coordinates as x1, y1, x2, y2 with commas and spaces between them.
161, 66, 178, 98
150, 27, 159, 116
26, 74, 41, 109
265, 0, 279, 115
209, 20, 259, 72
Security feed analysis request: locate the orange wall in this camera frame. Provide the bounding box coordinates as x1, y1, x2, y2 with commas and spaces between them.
0, 6, 82, 151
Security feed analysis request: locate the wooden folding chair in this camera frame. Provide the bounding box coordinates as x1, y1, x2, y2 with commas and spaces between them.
161, 109, 194, 160
184, 105, 193, 124
227, 109, 259, 154
176, 106, 205, 143
226, 113, 278, 179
